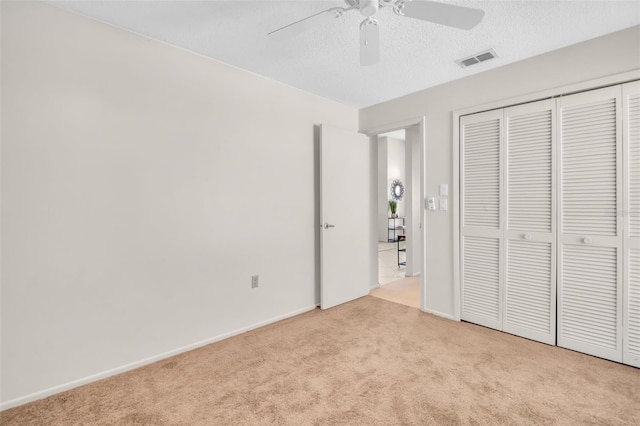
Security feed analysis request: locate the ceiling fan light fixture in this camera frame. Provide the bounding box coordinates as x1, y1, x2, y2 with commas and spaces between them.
360, 17, 380, 65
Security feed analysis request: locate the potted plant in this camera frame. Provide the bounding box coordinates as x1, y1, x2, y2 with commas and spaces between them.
389, 200, 397, 218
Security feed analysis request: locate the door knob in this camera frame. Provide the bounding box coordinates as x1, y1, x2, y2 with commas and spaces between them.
322, 223, 336, 229
583, 237, 592, 244
523, 233, 532, 240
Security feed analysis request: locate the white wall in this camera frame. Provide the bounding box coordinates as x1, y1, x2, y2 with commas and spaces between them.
360, 25, 640, 318
0, 1, 358, 406
386, 137, 405, 218
404, 125, 421, 277
377, 136, 405, 241
377, 138, 388, 240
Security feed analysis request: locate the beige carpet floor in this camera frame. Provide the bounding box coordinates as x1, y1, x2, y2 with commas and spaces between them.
370, 276, 420, 309
2, 296, 639, 425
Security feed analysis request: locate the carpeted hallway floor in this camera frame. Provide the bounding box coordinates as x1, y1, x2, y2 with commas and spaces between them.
2, 296, 639, 425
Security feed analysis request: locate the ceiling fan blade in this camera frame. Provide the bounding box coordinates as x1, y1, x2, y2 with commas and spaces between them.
268, 7, 348, 41
398, 1, 484, 30
360, 18, 380, 66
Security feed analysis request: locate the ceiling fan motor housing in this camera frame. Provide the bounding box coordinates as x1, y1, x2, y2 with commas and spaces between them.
359, 0, 379, 16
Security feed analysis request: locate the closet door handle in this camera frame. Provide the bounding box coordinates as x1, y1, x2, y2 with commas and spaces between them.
523, 233, 532, 240
583, 237, 592, 244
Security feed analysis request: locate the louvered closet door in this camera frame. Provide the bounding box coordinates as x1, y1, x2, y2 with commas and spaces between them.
503, 100, 556, 345
460, 110, 503, 330
558, 86, 623, 362
623, 81, 640, 367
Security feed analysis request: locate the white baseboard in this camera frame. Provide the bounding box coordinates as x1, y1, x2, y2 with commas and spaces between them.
422, 308, 455, 321
0, 304, 317, 411
370, 282, 381, 290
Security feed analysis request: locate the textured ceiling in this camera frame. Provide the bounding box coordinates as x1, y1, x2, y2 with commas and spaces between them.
49, 0, 640, 108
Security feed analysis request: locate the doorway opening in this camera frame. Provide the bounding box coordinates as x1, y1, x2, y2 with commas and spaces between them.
367, 120, 426, 311
377, 129, 407, 286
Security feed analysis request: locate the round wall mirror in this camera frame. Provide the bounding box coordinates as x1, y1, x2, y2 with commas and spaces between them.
390, 179, 404, 201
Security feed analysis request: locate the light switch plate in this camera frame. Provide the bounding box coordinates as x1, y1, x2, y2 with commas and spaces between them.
427, 197, 436, 210
439, 184, 448, 196
439, 199, 448, 211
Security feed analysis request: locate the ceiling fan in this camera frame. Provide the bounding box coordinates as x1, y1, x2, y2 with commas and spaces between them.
268, 0, 485, 66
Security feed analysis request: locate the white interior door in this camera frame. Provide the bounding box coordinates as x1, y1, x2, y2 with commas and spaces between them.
503, 99, 556, 345
460, 109, 504, 330
623, 81, 640, 367
320, 124, 370, 310
557, 86, 623, 362
459, 82, 636, 365
461, 102, 557, 345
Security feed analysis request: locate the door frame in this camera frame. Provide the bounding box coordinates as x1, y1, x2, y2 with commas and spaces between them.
452, 70, 640, 321
363, 117, 427, 311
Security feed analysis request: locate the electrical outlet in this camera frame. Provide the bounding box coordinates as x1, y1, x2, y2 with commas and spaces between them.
251, 275, 259, 288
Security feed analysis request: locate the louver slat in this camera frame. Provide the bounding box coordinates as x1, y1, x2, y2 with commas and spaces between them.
463, 118, 500, 229
562, 98, 617, 236
627, 249, 640, 366
505, 241, 552, 335
560, 245, 618, 350
463, 236, 500, 322
628, 93, 640, 238
507, 110, 552, 232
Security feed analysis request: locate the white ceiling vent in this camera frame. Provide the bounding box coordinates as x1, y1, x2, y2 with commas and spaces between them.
456, 49, 498, 68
